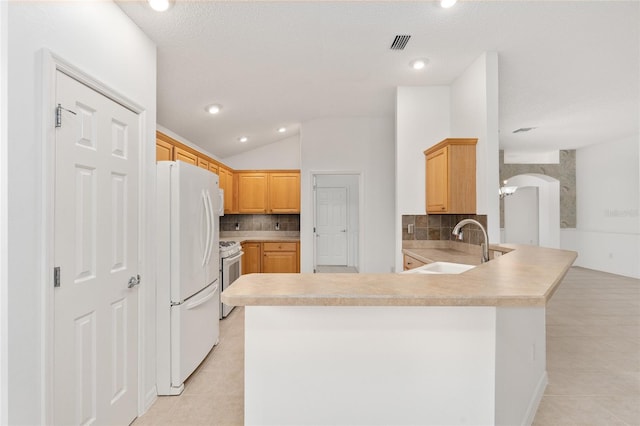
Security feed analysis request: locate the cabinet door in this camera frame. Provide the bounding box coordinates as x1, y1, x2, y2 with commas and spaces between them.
262, 242, 299, 273
403, 255, 426, 271
174, 146, 198, 165
425, 147, 448, 213
237, 172, 268, 213
269, 172, 300, 213
156, 138, 173, 161
220, 168, 235, 213
209, 163, 219, 176
197, 157, 209, 170
262, 250, 298, 273
241, 242, 261, 274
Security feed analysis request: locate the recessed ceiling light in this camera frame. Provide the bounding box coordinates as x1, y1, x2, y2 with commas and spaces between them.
440, 0, 457, 8
239, 136, 248, 143
205, 104, 222, 115
409, 59, 429, 70
148, 0, 172, 12
277, 127, 287, 133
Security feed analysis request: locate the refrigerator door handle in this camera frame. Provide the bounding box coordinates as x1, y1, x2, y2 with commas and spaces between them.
200, 190, 212, 267
185, 284, 218, 310
203, 190, 215, 267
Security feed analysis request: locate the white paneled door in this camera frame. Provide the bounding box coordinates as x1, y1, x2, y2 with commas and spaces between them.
315, 187, 348, 266
53, 71, 139, 425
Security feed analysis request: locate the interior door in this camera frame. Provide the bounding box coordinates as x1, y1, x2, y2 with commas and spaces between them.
53, 70, 139, 425
315, 187, 348, 266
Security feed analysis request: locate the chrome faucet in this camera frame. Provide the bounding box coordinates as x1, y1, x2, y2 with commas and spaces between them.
452, 219, 490, 263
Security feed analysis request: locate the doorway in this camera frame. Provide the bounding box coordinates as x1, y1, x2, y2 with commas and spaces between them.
504, 186, 539, 245
313, 174, 360, 273
502, 173, 560, 248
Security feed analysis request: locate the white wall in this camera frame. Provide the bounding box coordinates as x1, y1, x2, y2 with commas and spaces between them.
569, 136, 640, 278
395, 86, 451, 270
315, 174, 359, 268
223, 134, 301, 170
7, 2, 156, 423
0, 1, 8, 422
450, 51, 500, 244
300, 117, 395, 273
503, 174, 561, 249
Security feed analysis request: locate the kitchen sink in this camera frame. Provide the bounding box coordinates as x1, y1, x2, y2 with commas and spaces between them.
401, 261, 475, 275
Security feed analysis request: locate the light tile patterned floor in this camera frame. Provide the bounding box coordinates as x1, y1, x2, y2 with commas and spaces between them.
134, 267, 640, 425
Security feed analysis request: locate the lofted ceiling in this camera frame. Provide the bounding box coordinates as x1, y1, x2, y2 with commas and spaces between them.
117, 0, 639, 159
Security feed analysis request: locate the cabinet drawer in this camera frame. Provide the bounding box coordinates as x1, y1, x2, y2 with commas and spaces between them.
263, 242, 297, 252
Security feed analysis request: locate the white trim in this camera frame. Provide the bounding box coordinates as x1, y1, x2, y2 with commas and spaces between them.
0, 0, 9, 422
39, 49, 148, 423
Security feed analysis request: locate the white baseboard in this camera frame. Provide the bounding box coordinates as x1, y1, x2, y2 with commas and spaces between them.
522, 371, 548, 426
142, 386, 157, 415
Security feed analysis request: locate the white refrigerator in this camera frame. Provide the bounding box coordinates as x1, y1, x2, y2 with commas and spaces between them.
156, 160, 221, 395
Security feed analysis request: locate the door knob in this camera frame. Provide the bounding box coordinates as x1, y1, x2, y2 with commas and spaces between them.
128, 275, 141, 288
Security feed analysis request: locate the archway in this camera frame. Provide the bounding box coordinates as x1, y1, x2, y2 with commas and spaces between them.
502, 174, 560, 248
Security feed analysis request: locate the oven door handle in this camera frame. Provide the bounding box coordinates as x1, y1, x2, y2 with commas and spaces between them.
222, 251, 244, 265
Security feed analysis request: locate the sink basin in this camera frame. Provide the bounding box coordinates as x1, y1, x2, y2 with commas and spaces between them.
401, 261, 475, 275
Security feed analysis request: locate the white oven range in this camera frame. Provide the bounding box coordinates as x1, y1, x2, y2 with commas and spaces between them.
219, 240, 243, 318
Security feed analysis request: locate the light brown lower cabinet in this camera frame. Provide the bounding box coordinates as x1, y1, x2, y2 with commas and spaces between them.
241, 242, 262, 275
262, 242, 299, 273
403, 254, 427, 271
241, 241, 300, 274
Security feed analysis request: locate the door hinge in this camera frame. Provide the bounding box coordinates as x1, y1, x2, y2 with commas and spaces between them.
55, 103, 76, 128
53, 266, 61, 288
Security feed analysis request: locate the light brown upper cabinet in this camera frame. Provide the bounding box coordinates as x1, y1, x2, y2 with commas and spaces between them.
424, 138, 477, 214
237, 172, 269, 213
174, 146, 198, 166
269, 172, 301, 213
208, 163, 219, 176
219, 167, 236, 214
197, 157, 209, 170
237, 171, 300, 214
156, 138, 173, 162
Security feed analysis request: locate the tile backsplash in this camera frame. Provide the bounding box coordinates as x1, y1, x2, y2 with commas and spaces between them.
402, 214, 488, 246
220, 214, 300, 232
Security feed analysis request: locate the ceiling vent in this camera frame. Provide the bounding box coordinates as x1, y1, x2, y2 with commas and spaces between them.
390, 35, 411, 50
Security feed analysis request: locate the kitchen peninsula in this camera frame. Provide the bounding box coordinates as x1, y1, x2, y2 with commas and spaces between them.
222, 244, 577, 426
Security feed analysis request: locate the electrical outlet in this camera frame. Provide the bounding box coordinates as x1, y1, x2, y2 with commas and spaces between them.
408, 224, 414, 234
235, 223, 239, 231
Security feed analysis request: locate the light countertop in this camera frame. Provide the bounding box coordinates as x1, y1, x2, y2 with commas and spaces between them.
222, 244, 577, 308
220, 232, 300, 243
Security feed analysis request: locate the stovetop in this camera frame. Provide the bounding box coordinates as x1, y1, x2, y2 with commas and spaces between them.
219, 240, 241, 258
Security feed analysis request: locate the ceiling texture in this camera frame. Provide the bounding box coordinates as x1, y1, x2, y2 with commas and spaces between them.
117, 1, 640, 159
